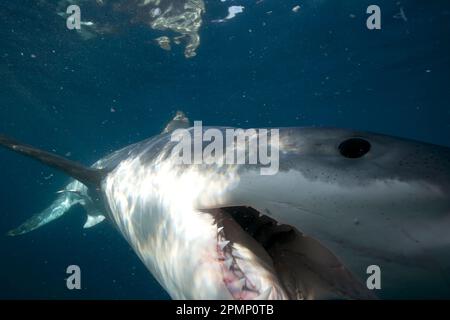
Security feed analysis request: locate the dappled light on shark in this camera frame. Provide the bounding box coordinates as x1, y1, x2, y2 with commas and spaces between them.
104, 145, 247, 299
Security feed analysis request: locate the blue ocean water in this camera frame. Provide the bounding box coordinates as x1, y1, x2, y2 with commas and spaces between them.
0, 0, 449, 299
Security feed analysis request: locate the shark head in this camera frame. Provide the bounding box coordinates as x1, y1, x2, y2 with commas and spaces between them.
102, 126, 450, 299
198, 127, 450, 299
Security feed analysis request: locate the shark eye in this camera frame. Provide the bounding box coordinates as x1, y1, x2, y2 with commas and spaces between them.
338, 138, 371, 159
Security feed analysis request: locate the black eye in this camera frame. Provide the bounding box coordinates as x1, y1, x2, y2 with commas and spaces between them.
338, 138, 371, 159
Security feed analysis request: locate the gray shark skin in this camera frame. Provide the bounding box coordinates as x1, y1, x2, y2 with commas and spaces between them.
1, 119, 450, 299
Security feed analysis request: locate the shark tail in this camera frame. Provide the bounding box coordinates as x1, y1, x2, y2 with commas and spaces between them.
0, 134, 108, 235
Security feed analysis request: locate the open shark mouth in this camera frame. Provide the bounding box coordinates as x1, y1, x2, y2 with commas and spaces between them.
204, 206, 375, 300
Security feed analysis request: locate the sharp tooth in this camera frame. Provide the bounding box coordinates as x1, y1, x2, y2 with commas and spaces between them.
232, 250, 245, 260
236, 278, 246, 290
224, 258, 233, 269
254, 287, 272, 300
217, 226, 224, 233
219, 240, 230, 250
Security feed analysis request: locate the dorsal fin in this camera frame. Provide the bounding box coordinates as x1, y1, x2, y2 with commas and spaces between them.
0, 135, 106, 187
162, 110, 191, 133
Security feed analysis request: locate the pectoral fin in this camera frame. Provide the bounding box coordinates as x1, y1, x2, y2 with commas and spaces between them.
7, 192, 83, 236
83, 214, 106, 229
0, 134, 107, 187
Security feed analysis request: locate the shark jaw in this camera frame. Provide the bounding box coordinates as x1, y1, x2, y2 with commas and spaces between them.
200, 206, 372, 300
207, 207, 289, 300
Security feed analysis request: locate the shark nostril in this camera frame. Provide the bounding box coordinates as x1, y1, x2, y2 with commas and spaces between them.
338, 138, 371, 159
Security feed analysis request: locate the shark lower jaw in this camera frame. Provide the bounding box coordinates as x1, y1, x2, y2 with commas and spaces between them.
212, 207, 289, 300
202, 206, 372, 300
202, 207, 312, 300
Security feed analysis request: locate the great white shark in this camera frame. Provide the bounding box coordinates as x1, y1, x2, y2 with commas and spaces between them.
1, 112, 450, 299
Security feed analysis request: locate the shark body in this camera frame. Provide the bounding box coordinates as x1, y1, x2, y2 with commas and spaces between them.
2, 113, 450, 299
